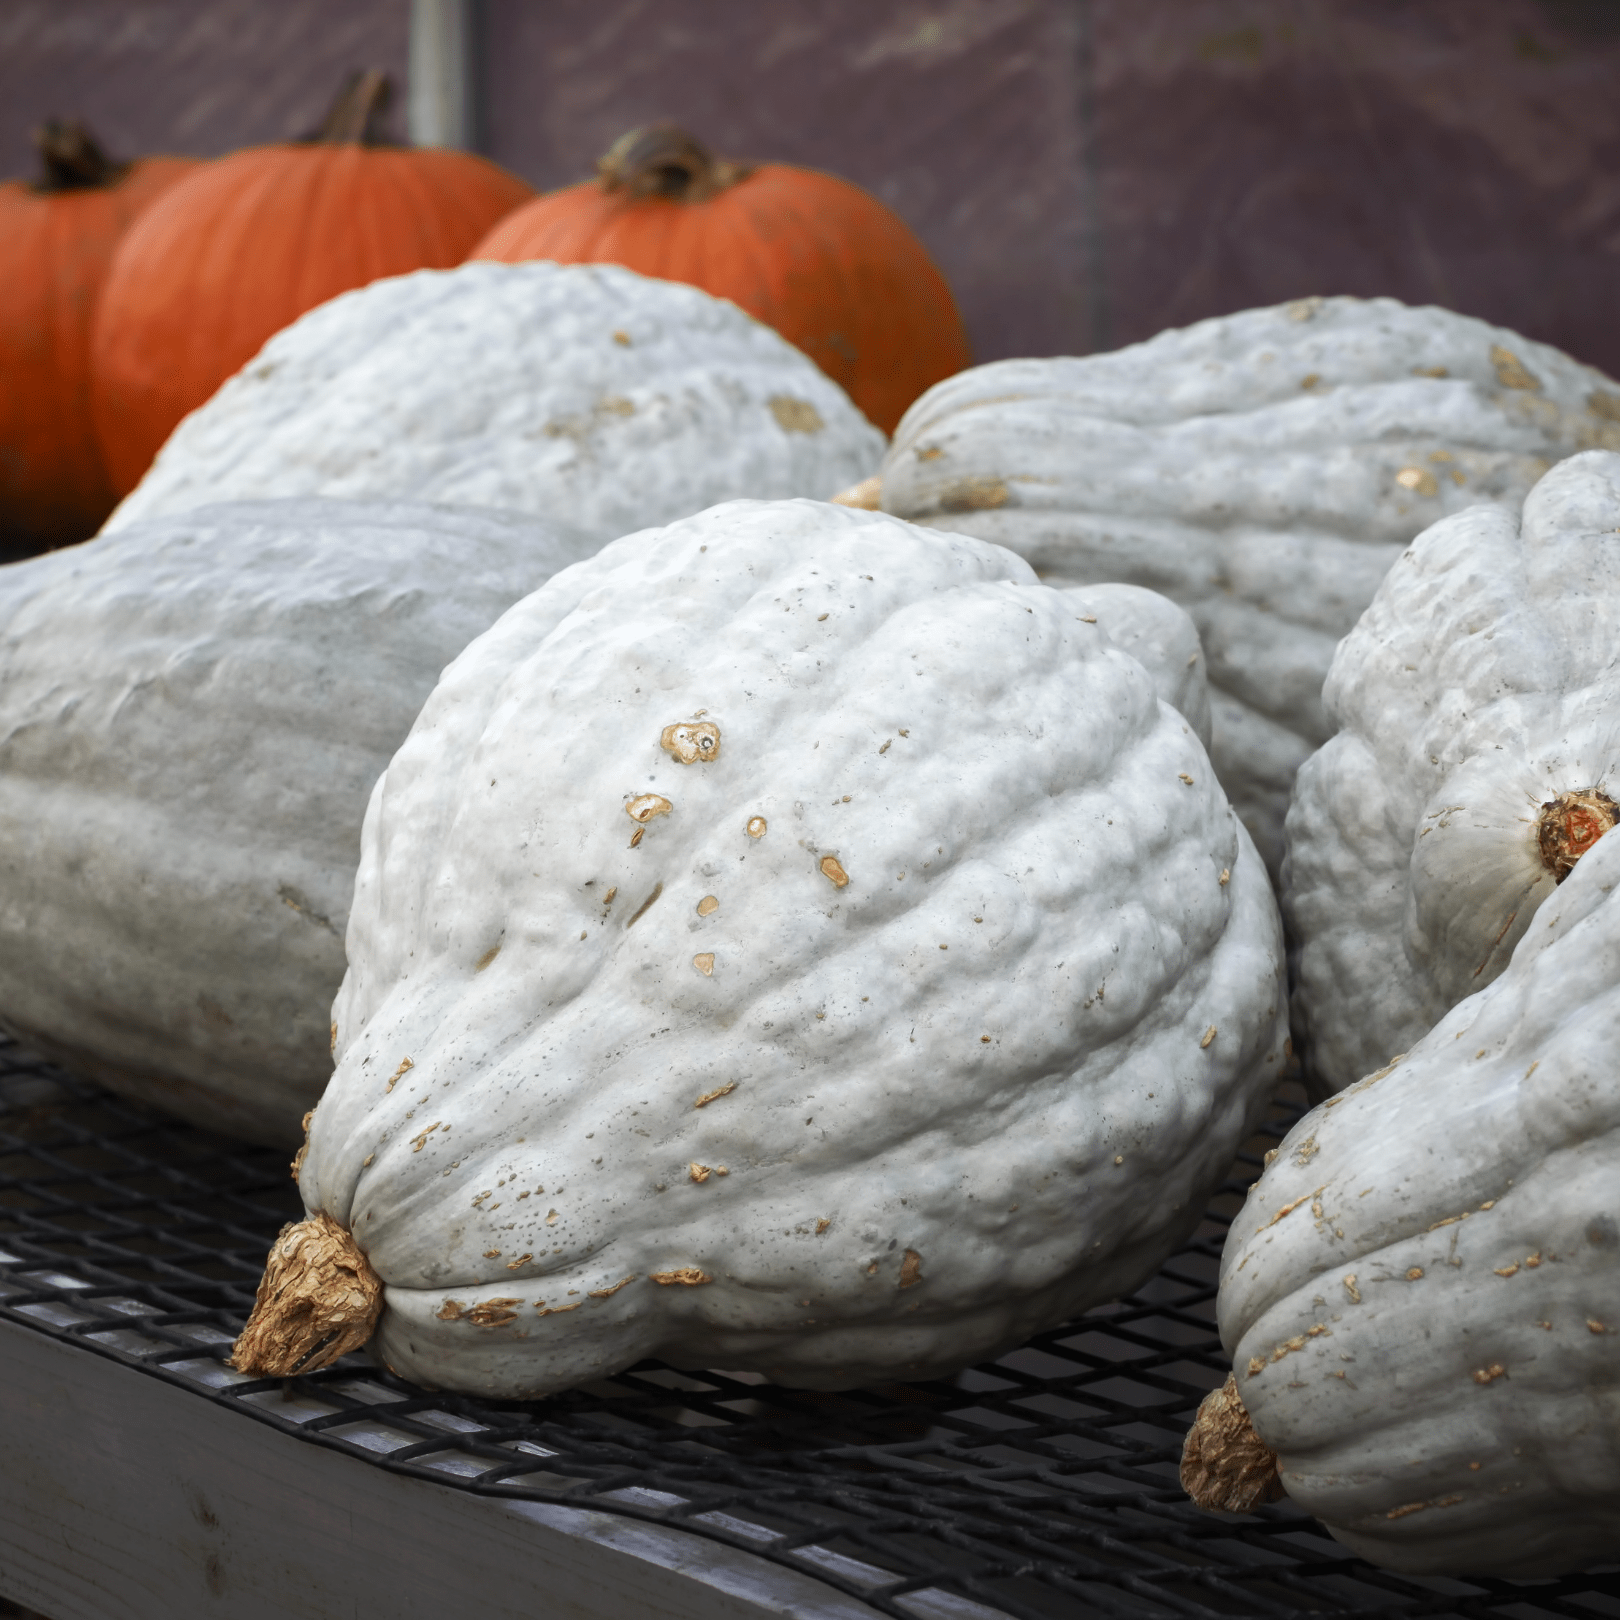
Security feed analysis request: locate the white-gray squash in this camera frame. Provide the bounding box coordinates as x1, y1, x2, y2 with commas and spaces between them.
876, 296, 1620, 874
1285, 450, 1620, 1096
103, 262, 886, 548
1195, 820, 1620, 1577
234, 498, 1289, 1395
0, 498, 579, 1145
1058, 583, 1210, 753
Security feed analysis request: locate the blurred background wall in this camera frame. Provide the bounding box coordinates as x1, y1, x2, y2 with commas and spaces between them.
3, 0, 1617, 375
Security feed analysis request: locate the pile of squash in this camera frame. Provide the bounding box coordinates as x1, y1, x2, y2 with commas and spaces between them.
2, 81, 1615, 1582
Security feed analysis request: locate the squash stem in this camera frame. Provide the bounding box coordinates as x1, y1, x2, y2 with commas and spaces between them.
1181, 1372, 1286, 1513
231, 1212, 384, 1377
1537, 788, 1619, 883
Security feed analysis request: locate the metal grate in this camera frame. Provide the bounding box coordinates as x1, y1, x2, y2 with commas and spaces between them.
1, 1036, 1615, 1620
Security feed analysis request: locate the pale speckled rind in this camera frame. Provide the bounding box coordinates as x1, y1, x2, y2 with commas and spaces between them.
1216, 823, 1620, 1578
299, 498, 1288, 1397
0, 499, 581, 1145
102, 262, 886, 548
1056, 582, 1211, 752
1285, 450, 1620, 1095
878, 296, 1620, 876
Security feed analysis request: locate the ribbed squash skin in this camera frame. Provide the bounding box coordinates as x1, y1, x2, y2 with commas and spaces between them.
1219, 822, 1620, 1577
100, 262, 886, 549
90, 145, 534, 494
0, 157, 195, 554
295, 498, 1287, 1397
0, 497, 577, 1146
1284, 450, 1620, 1096
472, 164, 969, 435
878, 297, 1620, 876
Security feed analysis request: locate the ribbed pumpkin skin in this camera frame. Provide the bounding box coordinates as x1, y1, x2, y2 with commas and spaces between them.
472, 165, 970, 435
90, 145, 534, 494
0, 158, 195, 554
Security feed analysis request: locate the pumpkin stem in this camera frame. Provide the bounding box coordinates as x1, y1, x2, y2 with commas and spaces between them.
312, 68, 395, 146
30, 119, 130, 193
1181, 1372, 1286, 1513
596, 123, 752, 203
230, 1212, 384, 1378
1536, 788, 1619, 883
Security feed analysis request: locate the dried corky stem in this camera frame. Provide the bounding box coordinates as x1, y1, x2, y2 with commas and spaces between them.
1180, 1372, 1285, 1513
1536, 788, 1619, 883
231, 1212, 384, 1377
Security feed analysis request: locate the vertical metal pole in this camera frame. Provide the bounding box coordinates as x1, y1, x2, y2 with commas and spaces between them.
409, 0, 479, 150
1072, 0, 1110, 355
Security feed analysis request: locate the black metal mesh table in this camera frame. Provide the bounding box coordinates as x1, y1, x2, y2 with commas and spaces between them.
1, 1036, 1615, 1620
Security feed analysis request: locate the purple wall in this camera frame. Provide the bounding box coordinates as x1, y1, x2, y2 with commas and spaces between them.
0, 0, 409, 172
1091, 1, 1620, 374
481, 0, 1097, 367
3, 0, 1618, 375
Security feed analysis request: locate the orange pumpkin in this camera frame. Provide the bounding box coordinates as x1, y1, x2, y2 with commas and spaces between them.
90, 72, 534, 497
0, 122, 195, 554
471, 124, 971, 436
